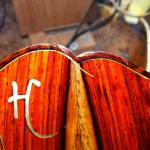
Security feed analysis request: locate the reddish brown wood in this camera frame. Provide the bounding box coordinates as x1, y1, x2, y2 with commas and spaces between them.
78, 52, 150, 78
0, 44, 149, 150
0, 44, 77, 70
12, 0, 91, 35
0, 47, 70, 150
81, 59, 150, 150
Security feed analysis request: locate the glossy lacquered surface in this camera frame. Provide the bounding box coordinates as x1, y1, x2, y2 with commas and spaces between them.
81, 59, 150, 150
0, 44, 149, 150
0, 49, 70, 150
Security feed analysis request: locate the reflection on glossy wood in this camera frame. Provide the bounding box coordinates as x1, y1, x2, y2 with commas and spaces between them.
0, 44, 149, 150
0, 50, 70, 150
81, 59, 150, 150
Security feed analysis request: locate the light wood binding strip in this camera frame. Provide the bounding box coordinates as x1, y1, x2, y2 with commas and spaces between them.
65, 62, 98, 150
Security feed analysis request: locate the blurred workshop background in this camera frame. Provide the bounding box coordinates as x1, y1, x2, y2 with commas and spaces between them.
0, 0, 149, 69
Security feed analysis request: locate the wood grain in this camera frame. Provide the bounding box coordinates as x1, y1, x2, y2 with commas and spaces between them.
81, 59, 150, 150
0, 50, 70, 150
0, 44, 150, 149
12, 0, 91, 35
65, 62, 98, 150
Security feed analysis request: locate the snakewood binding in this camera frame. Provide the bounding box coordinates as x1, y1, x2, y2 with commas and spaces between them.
0, 44, 149, 150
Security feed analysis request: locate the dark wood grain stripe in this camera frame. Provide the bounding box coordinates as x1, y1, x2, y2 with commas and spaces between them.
81, 59, 150, 150
0, 50, 70, 150
65, 62, 98, 150
0, 44, 77, 70
0, 44, 150, 150
0, 44, 150, 79
78, 52, 150, 79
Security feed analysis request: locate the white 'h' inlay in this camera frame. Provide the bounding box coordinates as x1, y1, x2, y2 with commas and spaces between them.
8, 79, 57, 139
8, 79, 41, 119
